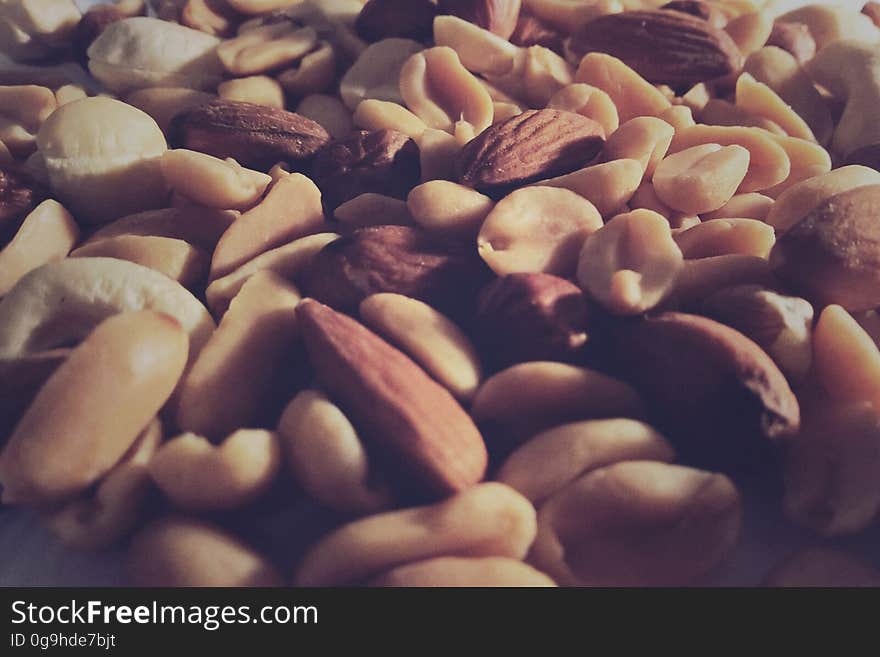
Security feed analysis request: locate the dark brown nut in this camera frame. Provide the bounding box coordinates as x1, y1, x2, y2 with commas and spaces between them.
474, 272, 590, 368
766, 21, 816, 65
612, 312, 800, 470
701, 285, 814, 383
297, 299, 488, 501
300, 225, 490, 316
0, 166, 47, 247
661, 1, 727, 29
72, 5, 125, 64
310, 129, 421, 213
568, 10, 744, 86
454, 109, 605, 196
763, 548, 880, 587
509, 10, 565, 53
770, 185, 880, 312
529, 461, 742, 586
437, 0, 522, 41
168, 99, 331, 172
355, 0, 437, 42
783, 400, 880, 537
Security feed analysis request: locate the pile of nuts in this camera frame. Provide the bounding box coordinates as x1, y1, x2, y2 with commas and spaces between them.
2, 0, 880, 587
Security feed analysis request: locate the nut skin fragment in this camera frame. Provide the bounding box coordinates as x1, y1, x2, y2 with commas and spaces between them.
529, 461, 742, 587
297, 299, 488, 501
294, 483, 535, 586
611, 312, 800, 470
0, 311, 188, 505
371, 556, 555, 587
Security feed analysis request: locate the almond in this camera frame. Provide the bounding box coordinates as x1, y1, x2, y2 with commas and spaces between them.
437, 0, 522, 41
169, 99, 331, 171
454, 109, 605, 195
568, 10, 744, 86
355, 0, 437, 42
296, 299, 488, 500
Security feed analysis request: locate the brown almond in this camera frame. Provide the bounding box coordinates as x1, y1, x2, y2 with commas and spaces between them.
168, 99, 331, 172
355, 0, 437, 42
509, 11, 565, 53
454, 109, 605, 195
297, 299, 488, 500
612, 311, 799, 470
437, 0, 522, 41
568, 10, 744, 86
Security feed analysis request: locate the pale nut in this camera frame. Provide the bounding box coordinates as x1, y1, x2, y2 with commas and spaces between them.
735, 71, 815, 143
353, 99, 427, 139
127, 516, 283, 587
667, 253, 777, 309
701, 284, 814, 383
278, 389, 393, 515
432, 14, 520, 77
673, 218, 776, 259
546, 83, 619, 138
812, 304, 880, 407
218, 75, 284, 109
149, 429, 282, 512
160, 149, 272, 211
702, 192, 773, 221
658, 105, 696, 133
296, 94, 354, 139
763, 548, 880, 587
653, 144, 751, 215
779, 5, 880, 51
698, 97, 787, 135
540, 159, 643, 218
0, 199, 79, 298
370, 556, 556, 587
399, 46, 494, 136
0, 311, 188, 505
210, 172, 324, 280
437, 0, 522, 41
407, 180, 494, 237
496, 418, 675, 505
477, 186, 602, 278
724, 9, 773, 57
574, 52, 672, 124
176, 271, 301, 439
415, 127, 460, 182
125, 87, 216, 135
181, 0, 244, 38
294, 483, 537, 586
205, 232, 338, 318
54, 84, 88, 107
339, 37, 423, 111
0, 85, 57, 158
529, 461, 742, 586
334, 193, 413, 229
784, 400, 880, 537
42, 417, 163, 550
277, 40, 336, 97
226, 0, 303, 14
516, 44, 574, 108
762, 132, 831, 198
576, 209, 683, 316
218, 21, 318, 76
602, 117, 675, 178
0, 0, 81, 62
360, 293, 482, 402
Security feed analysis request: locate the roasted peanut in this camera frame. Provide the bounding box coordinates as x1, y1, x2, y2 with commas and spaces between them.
602, 117, 674, 178
334, 193, 413, 229
339, 37, 423, 111
407, 180, 494, 237
218, 21, 318, 76
540, 159, 644, 218
371, 557, 556, 587
161, 149, 272, 210
574, 53, 672, 123
674, 218, 775, 259
653, 144, 751, 215
296, 94, 354, 139
546, 83, 619, 137
218, 75, 284, 109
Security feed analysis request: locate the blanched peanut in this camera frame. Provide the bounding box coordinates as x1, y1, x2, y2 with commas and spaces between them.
205, 232, 338, 318
54, 84, 87, 106
371, 557, 556, 587
574, 53, 671, 123
674, 218, 776, 259
277, 40, 336, 97
546, 84, 619, 138
518, 45, 574, 107
407, 180, 494, 237
294, 483, 537, 586
779, 5, 880, 50
577, 209, 683, 315
784, 400, 880, 537
669, 125, 790, 193
160, 149, 272, 210
496, 419, 674, 505
724, 10, 772, 56
71, 235, 210, 289
530, 461, 741, 586
699, 98, 786, 135
525, 0, 619, 32
125, 87, 216, 134
278, 389, 392, 515
43, 418, 163, 550
339, 38, 423, 111
492, 101, 522, 124
416, 128, 461, 181
702, 192, 773, 221
128, 516, 283, 587
353, 99, 426, 139
658, 104, 696, 132
226, 0, 303, 14
540, 159, 643, 218
176, 271, 301, 439
432, 15, 520, 77
360, 293, 482, 401
149, 429, 282, 511
296, 94, 354, 139
813, 305, 880, 407
477, 186, 602, 277
399, 46, 494, 136
762, 133, 831, 198
667, 254, 776, 308
334, 193, 412, 229
0, 200, 79, 297
0, 85, 57, 157
735, 73, 815, 142
764, 548, 880, 587
181, 0, 241, 38
764, 165, 880, 233
218, 75, 284, 109
603, 117, 674, 178
0, 311, 188, 505
628, 181, 673, 218
210, 172, 324, 280
217, 22, 318, 76
654, 144, 751, 215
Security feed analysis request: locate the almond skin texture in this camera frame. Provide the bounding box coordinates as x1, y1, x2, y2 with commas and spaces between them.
770, 185, 880, 312
296, 299, 488, 501
169, 99, 330, 171
568, 10, 744, 86
437, 0, 522, 40
454, 109, 605, 195
300, 225, 490, 316
612, 312, 799, 471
